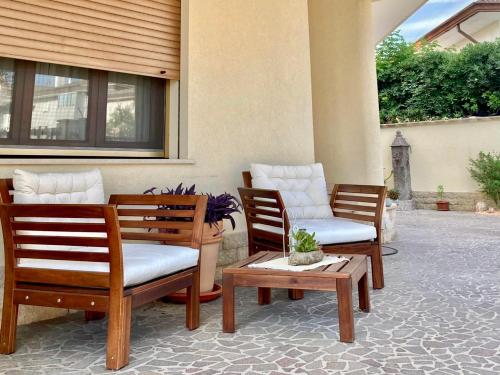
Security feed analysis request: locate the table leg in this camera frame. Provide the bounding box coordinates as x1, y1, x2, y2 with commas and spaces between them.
258, 288, 271, 305
336, 278, 354, 343
288, 289, 304, 300
223, 273, 235, 333
358, 272, 370, 312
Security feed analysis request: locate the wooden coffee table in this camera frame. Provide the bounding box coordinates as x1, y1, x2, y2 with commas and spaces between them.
222, 251, 370, 342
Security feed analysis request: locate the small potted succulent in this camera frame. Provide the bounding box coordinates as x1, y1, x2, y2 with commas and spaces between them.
288, 229, 324, 266
436, 185, 450, 211
386, 189, 400, 207
144, 183, 241, 302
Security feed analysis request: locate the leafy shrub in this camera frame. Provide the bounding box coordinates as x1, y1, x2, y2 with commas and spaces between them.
377, 32, 500, 123
387, 189, 400, 200
469, 152, 500, 206
437, 185, 445, 201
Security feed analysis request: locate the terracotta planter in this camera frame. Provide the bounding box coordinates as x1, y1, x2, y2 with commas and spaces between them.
436, 201, 450, 211
199, 221, 224, 293
166, 221, 223, 303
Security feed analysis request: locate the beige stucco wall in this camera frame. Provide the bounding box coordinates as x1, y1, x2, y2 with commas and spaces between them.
0, 0, 314, 267
309, 0, 384, 186
0, 0, 314, 228
381, 116, 500, 192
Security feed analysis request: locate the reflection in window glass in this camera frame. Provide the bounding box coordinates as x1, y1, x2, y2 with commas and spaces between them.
0, 58, 14, 139
31, 63, 88, 141
106, 72, 153, 143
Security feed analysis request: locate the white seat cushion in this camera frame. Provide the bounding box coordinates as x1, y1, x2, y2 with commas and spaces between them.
250, 163, 333, 219
18, 243, 199, 287
13, 168, 104, 204
254, 218, 377, 245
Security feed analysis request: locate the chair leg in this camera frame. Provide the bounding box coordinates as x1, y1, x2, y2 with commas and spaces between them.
85, 311, 105, 321
186, 269, 200, 330
0, 286, 18, 354
106, 296, 132, 370
371, 244, 384, 289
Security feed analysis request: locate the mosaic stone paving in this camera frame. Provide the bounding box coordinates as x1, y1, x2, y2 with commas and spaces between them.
1, 210, 499, 374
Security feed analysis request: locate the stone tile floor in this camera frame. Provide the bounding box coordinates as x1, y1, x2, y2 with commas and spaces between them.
1, 210, 499, 374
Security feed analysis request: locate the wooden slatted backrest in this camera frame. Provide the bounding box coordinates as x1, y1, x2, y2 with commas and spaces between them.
0, 203, 122, 289
331, 184, 387, 238
108, 194, 207, 250
238, 187, 288, 246
0, 179, 14, 204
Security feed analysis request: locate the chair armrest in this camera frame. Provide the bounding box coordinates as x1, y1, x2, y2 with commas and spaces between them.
238, 187, 290, 236
330, 184, 387, 240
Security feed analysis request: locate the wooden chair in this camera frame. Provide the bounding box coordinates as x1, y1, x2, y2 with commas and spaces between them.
0, 192, 207, 370
240, 171, 387, 290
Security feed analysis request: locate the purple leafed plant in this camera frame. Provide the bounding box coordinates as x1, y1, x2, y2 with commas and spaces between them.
144, 183, 241, 231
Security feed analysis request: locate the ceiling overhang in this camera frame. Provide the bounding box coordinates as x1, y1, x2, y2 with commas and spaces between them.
372, 0, 428, 44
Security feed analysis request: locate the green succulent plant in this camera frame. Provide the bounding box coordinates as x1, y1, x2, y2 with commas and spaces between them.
291, 230, 320, 253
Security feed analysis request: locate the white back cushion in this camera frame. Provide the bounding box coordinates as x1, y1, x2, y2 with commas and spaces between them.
12, 169, 106, 253
250, 163, 333, 219
13, 169, 105, 204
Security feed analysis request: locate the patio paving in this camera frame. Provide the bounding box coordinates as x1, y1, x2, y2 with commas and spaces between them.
1, 210, 499, 374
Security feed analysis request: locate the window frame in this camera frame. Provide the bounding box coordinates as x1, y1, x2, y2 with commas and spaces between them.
0, 58, 167, 154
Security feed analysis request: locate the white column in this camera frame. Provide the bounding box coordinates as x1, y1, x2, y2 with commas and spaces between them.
308, 0, 384, 186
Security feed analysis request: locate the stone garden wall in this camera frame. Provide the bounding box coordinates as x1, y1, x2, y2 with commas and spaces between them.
381, 116, 500, 211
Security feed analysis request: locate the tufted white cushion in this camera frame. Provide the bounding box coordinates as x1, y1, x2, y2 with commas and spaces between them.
13, 169, 104, 204
251, 163, 333, 219
254, 218, 377, 244
18, 243, 199, 287
12, 169, 106, 252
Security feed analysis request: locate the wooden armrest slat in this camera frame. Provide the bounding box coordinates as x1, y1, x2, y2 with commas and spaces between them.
246, 207, 282, 218
111, 194, 199, 205
13, 235, 109, 247
5, 204, 109, 218
117, 209, 194, 218
119, 220, 193, 229
333, 203, 377, 213
335, 194, 378, 203
12, 222, 107, 232
15, 249, 109, 262
120, 231, 193, 242
14, 268, 110, 288
336, 185, 383, 195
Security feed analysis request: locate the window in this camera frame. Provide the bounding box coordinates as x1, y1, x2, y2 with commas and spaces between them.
31, 63, 88, 141
0, 59, 14, 139
0, 57, 166, 156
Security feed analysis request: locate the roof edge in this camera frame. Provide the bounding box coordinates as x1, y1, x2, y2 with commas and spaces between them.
423, 1, 500, 42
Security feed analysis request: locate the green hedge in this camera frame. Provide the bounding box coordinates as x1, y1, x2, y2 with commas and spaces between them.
377, 32, 500, 124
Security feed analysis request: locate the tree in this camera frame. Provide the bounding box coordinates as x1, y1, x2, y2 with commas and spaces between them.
377, 32, 500, 124
106, 104, 135, 140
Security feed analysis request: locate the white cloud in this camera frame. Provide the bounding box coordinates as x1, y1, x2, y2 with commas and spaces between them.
400, 16, 449, 32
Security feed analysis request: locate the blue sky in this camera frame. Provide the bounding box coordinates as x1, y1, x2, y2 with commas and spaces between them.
398, 0, 476, 41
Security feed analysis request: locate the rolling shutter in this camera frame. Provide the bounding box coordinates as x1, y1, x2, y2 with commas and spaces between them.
0, 0, 180, 79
